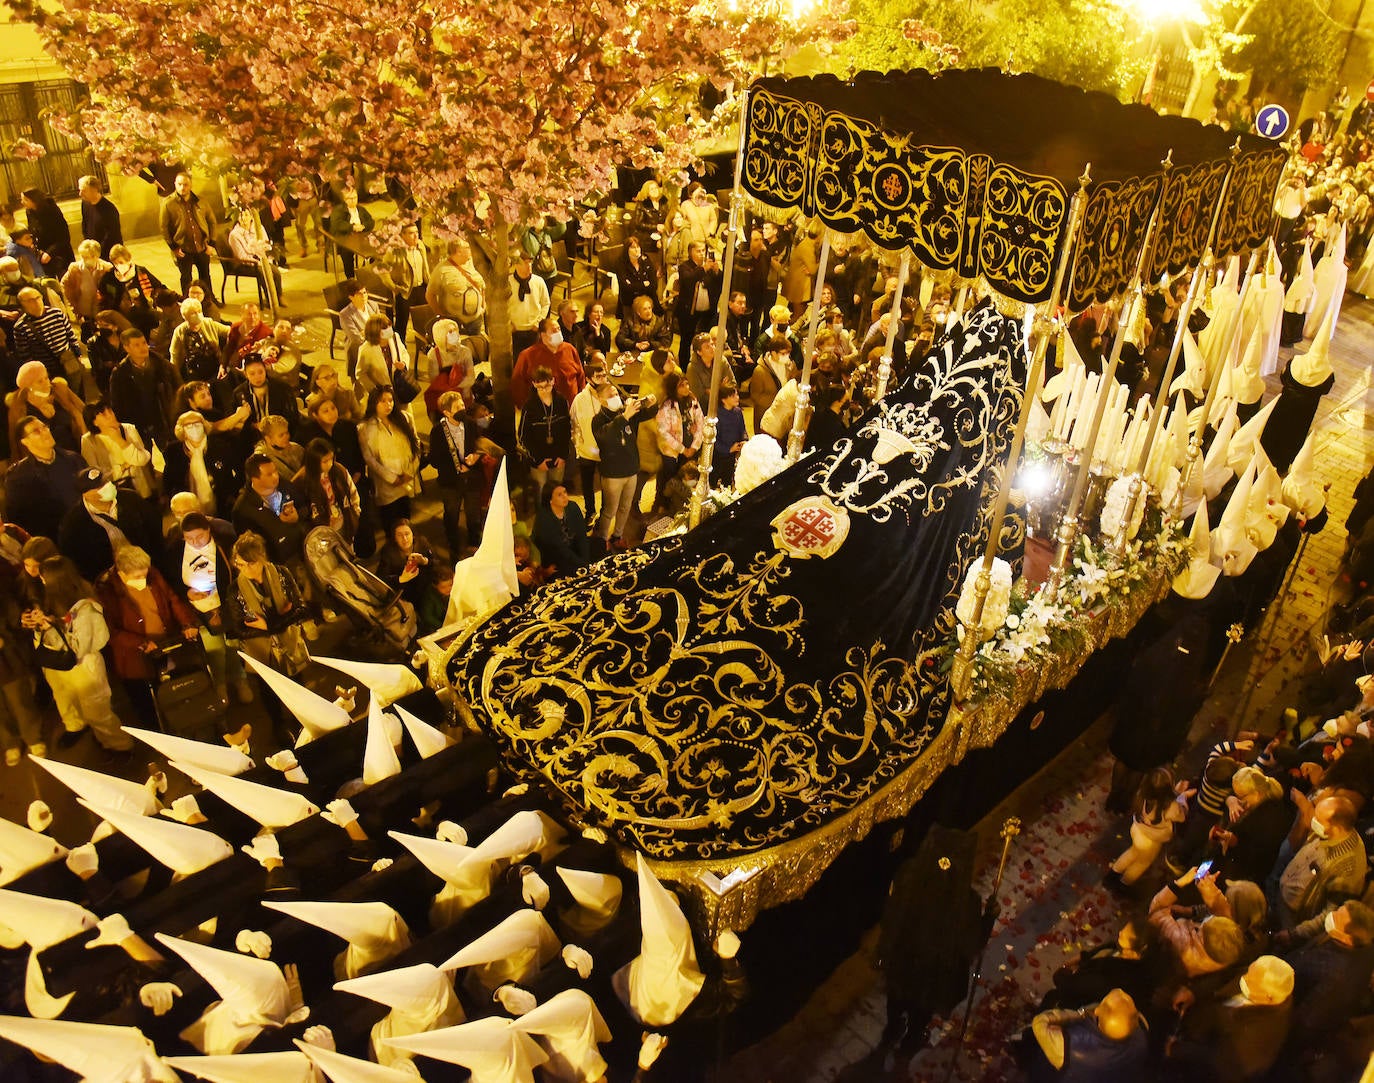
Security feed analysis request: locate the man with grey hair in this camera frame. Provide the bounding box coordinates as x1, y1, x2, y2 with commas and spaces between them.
79, 174, 123, 257
426, 237, 487, 333
12, 286, 81, 381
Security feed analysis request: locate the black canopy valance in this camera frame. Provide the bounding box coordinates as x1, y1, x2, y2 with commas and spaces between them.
741, 70, 1285, 306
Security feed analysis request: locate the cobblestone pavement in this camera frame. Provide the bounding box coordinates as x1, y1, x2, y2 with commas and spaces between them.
723, 293, 1374, 1083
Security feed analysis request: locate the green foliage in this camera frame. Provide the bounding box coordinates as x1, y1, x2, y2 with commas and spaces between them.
1236, 0, 1343, 95
833, 0, 1146, 98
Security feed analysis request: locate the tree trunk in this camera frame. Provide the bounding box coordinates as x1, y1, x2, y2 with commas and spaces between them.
480, 215, 515, 446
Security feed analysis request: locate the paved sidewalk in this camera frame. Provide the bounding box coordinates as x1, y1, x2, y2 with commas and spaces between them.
724, 295, 1374, 1082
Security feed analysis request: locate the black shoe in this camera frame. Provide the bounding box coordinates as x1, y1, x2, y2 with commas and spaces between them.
56, 727, 88, 750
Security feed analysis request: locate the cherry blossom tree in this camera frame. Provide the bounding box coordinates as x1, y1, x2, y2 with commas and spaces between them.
13, 0, 842, 419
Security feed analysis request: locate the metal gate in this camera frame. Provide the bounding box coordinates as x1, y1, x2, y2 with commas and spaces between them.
0, 79, 104, 203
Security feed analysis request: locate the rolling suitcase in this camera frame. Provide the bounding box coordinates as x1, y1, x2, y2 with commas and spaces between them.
152, 639, 228, 743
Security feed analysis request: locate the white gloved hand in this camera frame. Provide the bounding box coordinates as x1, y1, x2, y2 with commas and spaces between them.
145, 770, 168, 797
715, 929, 741, 959
87, 913, 134, 949
26, 800, 52, 833
242, 833, 281, 867
321, 799, 358, 829
90, 820, 115, 843
160, 795, 206, 824
300, 1025, 334, 1051
435, 820, 468, 845
638, 1032, 668, 1069
370, 858, 393, 873
139, 982, 182, 1016
521, 870, 550, 910
65, 843, 99, 879
503, 783, 529, 797
235, 929, 273, 959
265, 750, 309, 784
561, 943, 594, 979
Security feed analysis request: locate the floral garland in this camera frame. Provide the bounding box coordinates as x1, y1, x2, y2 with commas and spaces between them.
961, 504, 1192, 699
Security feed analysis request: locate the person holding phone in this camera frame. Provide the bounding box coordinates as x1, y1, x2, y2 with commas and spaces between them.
591, 381, 658, 553
376, 519, 435, 607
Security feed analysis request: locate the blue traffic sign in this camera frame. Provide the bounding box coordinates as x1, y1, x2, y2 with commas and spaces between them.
1256, 103, 1290, 140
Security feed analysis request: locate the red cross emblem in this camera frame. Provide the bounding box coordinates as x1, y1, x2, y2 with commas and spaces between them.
771, 496, 850, 559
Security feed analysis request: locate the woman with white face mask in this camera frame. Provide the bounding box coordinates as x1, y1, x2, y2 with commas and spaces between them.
97, 243, 165, 336
6, 360, 86, 455
356, 313, 411, 401
422, 317, 475, 420
93, 544, 200, 726
80, 399, 155, 498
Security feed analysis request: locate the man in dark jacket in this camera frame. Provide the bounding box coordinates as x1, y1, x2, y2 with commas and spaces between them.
4, 418, 83, 541
673, 242, 722, 368
108, 327, 180, 450
160, 172, 215, 293
427, 391, 493, 556
79, 176, 123, 258
58, 468, 165, 581
231, 454, 305, 564
1283, 900, 1374, 1046
590, 380, 657, 550
230, 353, 300, 452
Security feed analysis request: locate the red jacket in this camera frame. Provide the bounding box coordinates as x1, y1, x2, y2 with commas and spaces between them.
95, 567, 198, 680
511, 341, 586, 410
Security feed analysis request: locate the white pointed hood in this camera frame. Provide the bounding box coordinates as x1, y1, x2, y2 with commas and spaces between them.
1291, 301, 1336, 387
1248, 455, 1290, 549
126, 726, 254, 776
1199, 401, 1238, 501
296, 1040, 418, 1083
1040, 334, 1084, 402
0, 888, 97, 950
335, 961, 459, 1016
0, 1016, 178, 1083
238, 653, 352, 746
363, 695, 402, 786
1307, 223, 1348, 339
163, 1052, 314, 1083
1232, 327, 1266, 405
622, 852, 705, 1026
156, 932, 293, 1055
1281, 432, 1325, 518
382, 1017, 548, 1083
1283, 241, 1314, 313
78, 799, 231, 876
264, 900, 410, 980
1212, 462, 1260, 577
557, 868, 623, 917
1173, 503, 1220, 599
392, 703, 452, 758
309, 656, 422, 708
1199, 254, 1243, 373
472, 810, 566, 865
1226, 395, 1277, 476
440, 909, 562, 991
31, 755, 159, 816
172, 761, 319, 829
0, 815, 67, 885
448, 459, 520, 625
387, 830, 491, 925
511, 988, 611, 1083
1169, 331, 1208, 398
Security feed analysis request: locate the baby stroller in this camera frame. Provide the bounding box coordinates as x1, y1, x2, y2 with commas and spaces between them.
302, 526, 416, 654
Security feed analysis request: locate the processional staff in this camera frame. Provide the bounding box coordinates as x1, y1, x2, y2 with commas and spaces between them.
1042, 153, 1171, 603
950, 165, 1092, 701
1112, 142, 1240, 552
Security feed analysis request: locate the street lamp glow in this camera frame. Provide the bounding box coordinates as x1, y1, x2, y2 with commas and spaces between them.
1128, 0, 1205, 24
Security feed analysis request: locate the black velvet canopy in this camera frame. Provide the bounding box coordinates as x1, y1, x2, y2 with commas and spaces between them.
451, 303, 1026, 863
740, 70, 1286, 306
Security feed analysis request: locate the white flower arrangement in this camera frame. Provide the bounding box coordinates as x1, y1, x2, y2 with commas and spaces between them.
735, 434, 787, 495
1098, 475, 1146, 541
956, 558, 1014, 642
